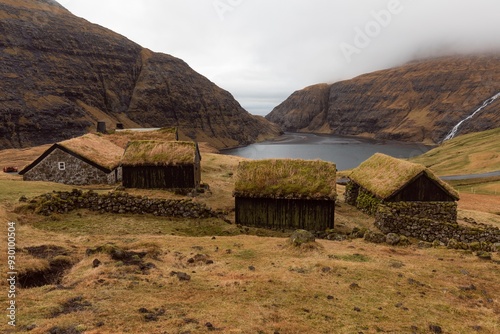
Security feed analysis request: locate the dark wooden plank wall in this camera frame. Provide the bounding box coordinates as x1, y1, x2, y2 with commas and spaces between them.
235, 197, 335, 231
194, 163, 201, 186
123, 165, 198, 189
388, 174, 455, 202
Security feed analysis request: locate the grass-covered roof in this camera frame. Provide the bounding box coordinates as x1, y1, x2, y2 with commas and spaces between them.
121, 141, 198, 167
234, 159, 337, 200
349, 153, 459, 200
106, 127, 178, 149
58, 134, 124, 170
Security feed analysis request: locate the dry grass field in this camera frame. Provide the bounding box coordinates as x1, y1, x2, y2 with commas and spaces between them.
0, 138, 499, 334
2, 224, 499, 334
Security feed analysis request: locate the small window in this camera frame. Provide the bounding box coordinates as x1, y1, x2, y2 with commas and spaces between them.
58, 162, 66, 171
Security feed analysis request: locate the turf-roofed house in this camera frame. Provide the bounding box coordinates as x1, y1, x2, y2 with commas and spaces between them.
234, 159, 337, 231
345, 153, 460, 233
121, 141, 201, 189
19, 134, 124, 185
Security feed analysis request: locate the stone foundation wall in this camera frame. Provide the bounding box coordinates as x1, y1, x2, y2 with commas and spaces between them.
344, 182, 499, 245
375, 202, 500, 244
379, 201, 457, 222
31, 189, 218, 219
345, 183, 381, 215
355, 188, 381, 216
344, 182, 359, 206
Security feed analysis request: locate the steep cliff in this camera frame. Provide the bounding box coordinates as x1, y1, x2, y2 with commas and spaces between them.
0, 0, 280, 149
267, 55, 500, 144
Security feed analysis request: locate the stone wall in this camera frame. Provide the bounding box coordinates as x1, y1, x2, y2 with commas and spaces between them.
345, 183, 381, 215
344, 182, 499, 245
375, 202, 500, 244
355, 188, 381, 216
23, 148, 120, 185
379, 201, 457, 223
344, 182, 359, 206
31, 189, 218, 219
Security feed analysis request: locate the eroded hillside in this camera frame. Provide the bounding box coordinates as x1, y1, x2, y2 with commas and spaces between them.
267, 55, 500, 144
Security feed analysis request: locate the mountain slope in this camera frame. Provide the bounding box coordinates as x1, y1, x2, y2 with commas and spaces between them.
266, 55, 500, 144
411, 128, 500, 175
0, 0, 280, 149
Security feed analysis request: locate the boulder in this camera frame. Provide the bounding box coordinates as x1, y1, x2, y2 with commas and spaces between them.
385, 233, 401, 246
290, 230, 316, 246
364, 230, 386, 244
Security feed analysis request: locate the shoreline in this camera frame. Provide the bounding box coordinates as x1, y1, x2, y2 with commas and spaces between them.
230, 132, 437, 148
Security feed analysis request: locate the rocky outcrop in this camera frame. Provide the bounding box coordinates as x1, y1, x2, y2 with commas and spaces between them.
267, 84, 332, 132
267, 55, 500, 144
0, 0, 280, 149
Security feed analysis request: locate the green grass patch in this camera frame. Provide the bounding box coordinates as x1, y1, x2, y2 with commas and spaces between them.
29, 210, 291, 238
411, 128, 500, 175
234, 249, 257, 260
329, 253, 371, 262
0, 180, 75, 203
31, 211, 240, 237
0, 179, 113, 209
449, 177, 500, 195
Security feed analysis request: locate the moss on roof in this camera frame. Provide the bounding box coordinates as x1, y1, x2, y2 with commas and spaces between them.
121, 141, 197, 167
58, 134, 124, 170
234, 159, 337, 200
105, 127, 178, 148
349, 153, 459, 200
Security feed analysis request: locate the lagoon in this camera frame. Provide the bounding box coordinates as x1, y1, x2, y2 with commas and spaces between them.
222, 133, 432, 171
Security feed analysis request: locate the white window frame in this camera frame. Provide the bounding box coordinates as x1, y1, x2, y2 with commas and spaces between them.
58, 162, 66, 171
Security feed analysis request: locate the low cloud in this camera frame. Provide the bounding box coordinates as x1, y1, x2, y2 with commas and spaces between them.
63, 0, 500, 115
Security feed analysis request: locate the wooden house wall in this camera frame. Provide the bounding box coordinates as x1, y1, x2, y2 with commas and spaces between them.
388, 174, 455, 202
122, 164, 199, 189
235, 197, 335, 231
194, 154, 201, 186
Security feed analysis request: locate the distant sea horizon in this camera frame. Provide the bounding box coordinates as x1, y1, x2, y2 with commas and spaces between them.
222, 132, 432, 171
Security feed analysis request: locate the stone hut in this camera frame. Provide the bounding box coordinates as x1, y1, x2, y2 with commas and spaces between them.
345, 153, 460, 233
234, 159, 337, 231
19, 134, 124, 185
121, 141, 201, 189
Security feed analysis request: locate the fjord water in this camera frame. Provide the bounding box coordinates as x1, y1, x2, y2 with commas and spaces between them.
223, 133, 431, 170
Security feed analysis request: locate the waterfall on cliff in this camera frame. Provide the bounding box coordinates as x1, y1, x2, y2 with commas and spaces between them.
443, 92, 500, 142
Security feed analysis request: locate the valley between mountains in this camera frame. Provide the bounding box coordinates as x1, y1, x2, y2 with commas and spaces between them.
0, 1, 499, 333
266, 55, 500, 145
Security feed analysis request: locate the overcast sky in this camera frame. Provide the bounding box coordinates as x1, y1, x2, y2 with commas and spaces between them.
58, 0, 500, 115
